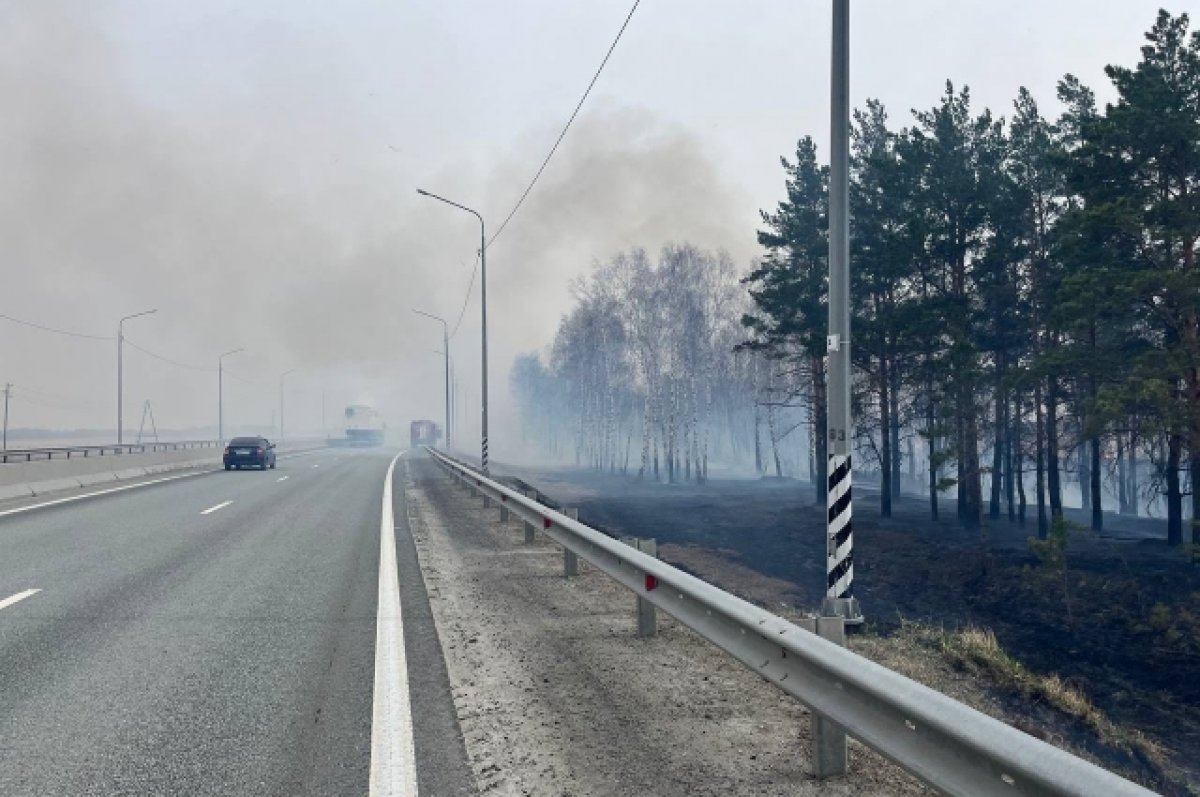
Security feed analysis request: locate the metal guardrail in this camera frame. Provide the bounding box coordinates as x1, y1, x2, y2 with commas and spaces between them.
426, 447, 1158, 797
0, 440, 219, 464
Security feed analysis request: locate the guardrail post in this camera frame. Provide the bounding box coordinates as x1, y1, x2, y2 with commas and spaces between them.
563, 508, 579, 577
523, 490, 537, 543
636, 538, 657, 637
500, 497, 510, 523
813, 614, 848, 778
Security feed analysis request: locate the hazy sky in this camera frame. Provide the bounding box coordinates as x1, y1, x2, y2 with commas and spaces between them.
0, 1, 1175, 446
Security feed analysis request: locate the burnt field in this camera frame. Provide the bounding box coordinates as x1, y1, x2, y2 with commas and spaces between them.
488, 460, 1200, 791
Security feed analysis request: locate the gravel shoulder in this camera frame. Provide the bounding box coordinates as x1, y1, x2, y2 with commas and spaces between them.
401, 455, 930, 796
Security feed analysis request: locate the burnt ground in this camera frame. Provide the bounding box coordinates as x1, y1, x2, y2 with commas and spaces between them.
483, 459, 1200, 794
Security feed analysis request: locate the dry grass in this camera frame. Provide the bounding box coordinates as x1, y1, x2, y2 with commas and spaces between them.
932, 625, 1166, 767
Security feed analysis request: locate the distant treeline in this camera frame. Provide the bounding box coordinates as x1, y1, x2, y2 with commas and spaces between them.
512, 10, 1200, 546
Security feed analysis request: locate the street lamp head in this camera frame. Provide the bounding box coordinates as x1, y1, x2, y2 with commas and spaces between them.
416, 188, 429, 196
120, 308, 158, 325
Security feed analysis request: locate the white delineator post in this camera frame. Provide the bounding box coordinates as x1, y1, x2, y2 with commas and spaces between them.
821, 0, 862, 625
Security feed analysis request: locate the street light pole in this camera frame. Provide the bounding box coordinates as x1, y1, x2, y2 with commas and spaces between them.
434, 349, 454, 450
822, 0, 862, 625
417, 188, 488, 472
413, 309, 451, 450
280, 368, 297, 445
218, 348, 244, 447
2, 382, 10, 452
117, 308, 157, 445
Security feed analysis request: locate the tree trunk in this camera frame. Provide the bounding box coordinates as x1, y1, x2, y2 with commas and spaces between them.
926, 396, 939, 522
1090, 436, 1103, 531
990, 381, 1004, 519
1079, 441, 1091, 512
1128, 431, 1139, 517
812, 355, 828, 506
754, 402, 764, 476
1117, 432, 1129, 514
1012, 390, 1023, 524
889, 362, 902, 501
879, 355, 893, 518
1035, 381, 1048, 539
767, 402, 783, 478
1167, 433, 1183, 546
1191, 449, 1200, 545
964, 398, 983, 527
1046, 376, 1063, 521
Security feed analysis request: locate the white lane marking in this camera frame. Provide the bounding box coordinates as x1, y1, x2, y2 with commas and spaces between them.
312, 464, 320, 469
200, 500, 233, 515
277, 476, 289, 482
0, 470, 217, 520
0, 589, 40, 611
369, 450, 417, 796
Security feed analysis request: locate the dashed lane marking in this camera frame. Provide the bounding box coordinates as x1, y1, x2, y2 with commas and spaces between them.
200, 500, 233, 515
0, 589, 41, 612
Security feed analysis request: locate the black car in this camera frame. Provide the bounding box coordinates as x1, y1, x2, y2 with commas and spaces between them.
223, 436, 277, 470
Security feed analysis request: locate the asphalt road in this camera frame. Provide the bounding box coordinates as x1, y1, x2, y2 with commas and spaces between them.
0, 447, 473, 796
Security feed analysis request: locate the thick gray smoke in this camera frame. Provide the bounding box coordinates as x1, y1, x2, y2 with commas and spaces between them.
0, 5, 754, 449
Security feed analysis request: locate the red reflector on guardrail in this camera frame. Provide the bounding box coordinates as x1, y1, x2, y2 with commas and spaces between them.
543, 518, 552, 530
645, 574, 658, 591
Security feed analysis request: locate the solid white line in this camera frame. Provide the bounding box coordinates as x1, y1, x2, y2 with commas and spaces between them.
0, 470, 217, 520
200, 500, 233, 515
277, 476, 289, 482
0, 589, 40, 611
369, 450, 417, 796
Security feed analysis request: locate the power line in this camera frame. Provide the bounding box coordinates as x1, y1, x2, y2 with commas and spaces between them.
450, 252, 480, 341
124, 338, 215, 372
0, 312, 112, 341
9, 386, 106, 411
486, 0, 641, 248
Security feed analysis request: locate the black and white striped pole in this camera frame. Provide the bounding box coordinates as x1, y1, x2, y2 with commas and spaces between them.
821, 0, 863, 625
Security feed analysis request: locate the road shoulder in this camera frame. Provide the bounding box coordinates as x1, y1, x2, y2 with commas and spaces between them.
392, 457, 476, 796
402, 454, 927, 796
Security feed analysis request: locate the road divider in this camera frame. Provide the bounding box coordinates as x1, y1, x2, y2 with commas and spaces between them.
0, 445, 329, 514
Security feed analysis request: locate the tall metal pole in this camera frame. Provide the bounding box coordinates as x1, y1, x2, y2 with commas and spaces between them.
822, 0, 861, 624
280, 368, 296, 445
443, 326, 450, 449
218, 348, 244, 447
117, 308, 156, 445
414, 309, 451, 450
2, 382, 10, 451
479, 225, 488, 473
117, 328, 122, 444
416, 188, 489, 473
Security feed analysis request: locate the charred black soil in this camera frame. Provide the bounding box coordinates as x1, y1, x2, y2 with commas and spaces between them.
491, 461, 1200, 794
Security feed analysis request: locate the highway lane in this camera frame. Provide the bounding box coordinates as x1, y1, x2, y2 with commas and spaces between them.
0, 447, 473, 795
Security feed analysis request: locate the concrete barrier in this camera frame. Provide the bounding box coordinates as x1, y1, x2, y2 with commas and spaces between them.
0, 483, 34, 502
0, 442, 324, 503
